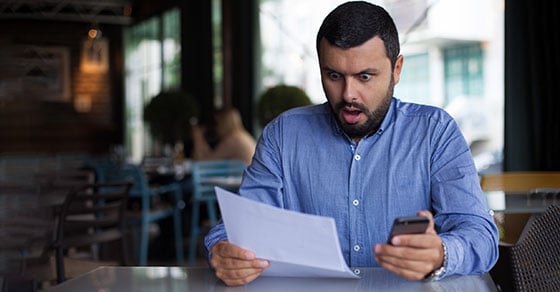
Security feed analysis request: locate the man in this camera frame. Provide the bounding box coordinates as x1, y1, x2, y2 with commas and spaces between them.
204, 1, 498, 286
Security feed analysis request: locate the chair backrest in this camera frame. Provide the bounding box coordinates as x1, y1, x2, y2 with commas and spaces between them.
191, 160, 246, 198
53, 181, 132, 283
509, 205, 560, 291
87, 160, 151, 197
480, 172, 560, 193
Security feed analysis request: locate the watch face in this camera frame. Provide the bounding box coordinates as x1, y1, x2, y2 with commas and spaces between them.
424, 266, 445, 282
434, 266, 445, 277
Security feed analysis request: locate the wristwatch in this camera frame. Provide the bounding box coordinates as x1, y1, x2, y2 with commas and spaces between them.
423, 241, 447, 281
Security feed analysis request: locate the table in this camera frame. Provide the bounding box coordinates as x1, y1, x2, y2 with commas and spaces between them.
485, 190, 560, 213
202, 176, 242, 190
45, 266, 497, 292
485, 190, 559, 243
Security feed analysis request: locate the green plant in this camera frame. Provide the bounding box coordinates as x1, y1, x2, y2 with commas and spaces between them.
143, 90, 199, 146
257, 84, 312, 127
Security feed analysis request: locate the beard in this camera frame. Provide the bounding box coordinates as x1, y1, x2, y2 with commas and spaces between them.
334, 77, 394, 139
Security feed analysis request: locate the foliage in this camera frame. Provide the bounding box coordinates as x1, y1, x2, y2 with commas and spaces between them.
143, 90, 199, 145
257, 84, 312, 127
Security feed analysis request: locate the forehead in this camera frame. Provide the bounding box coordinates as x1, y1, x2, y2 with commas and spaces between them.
318, 36, 391, 72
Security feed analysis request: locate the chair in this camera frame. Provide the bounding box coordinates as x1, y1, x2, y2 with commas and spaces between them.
497, 205, 560, 292
0, 184, 54, 279
481, 171, 560, 242
53, 181, 132, 283
481, 172, 560, 291
88, 160, 184, 266
188, 159, 246, 266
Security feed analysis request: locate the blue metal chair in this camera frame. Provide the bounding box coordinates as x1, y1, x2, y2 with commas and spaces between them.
188, 159, 246, 266
87, 159, 184, 266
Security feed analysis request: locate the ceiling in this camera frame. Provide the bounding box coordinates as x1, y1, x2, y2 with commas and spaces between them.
0, 0, 133, 25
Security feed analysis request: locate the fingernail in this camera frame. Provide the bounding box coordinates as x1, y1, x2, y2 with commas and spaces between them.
245, 251, 256, 259
259, 260, 268, 268
392, 237, 401, 245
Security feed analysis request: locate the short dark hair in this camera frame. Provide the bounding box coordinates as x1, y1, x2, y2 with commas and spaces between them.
316, 1, 400, 69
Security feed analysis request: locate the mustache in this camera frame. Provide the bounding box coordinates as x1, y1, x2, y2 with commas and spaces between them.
335, 101, 368, 112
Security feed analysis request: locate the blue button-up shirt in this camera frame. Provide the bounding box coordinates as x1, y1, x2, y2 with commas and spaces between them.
205, 98, 498, 277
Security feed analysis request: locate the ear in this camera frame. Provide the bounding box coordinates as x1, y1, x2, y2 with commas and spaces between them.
392, 55, 404, 84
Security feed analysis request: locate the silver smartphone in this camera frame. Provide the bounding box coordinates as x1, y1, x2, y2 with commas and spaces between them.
387, 216, 429, 244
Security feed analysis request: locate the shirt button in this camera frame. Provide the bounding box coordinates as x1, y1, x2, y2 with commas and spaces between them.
353, 268, 361, 275
352, 199, 359, 206
353, 245, 360, 252
354, 154, 361, 161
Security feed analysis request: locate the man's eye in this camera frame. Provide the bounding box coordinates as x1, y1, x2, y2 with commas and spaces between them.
359, 73, 372, 81
328, 72, 341, 80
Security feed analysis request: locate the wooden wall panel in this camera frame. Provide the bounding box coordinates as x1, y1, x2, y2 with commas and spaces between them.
0, 19, 123, 154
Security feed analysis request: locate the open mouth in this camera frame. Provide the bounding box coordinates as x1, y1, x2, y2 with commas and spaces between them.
341, 107, 362, 124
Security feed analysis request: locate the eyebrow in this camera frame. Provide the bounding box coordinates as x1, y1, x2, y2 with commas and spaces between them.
322, 66, 381, 75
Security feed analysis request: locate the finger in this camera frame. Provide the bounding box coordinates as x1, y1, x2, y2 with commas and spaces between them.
376, 256, 429, 281
213, 241, 257, 261
214, 260, 268, 286
213, 254, 269, 270
220, 269, 264, 286
391, 233, 440, 249
375, 245, 434, 279
375, 243, 437, 267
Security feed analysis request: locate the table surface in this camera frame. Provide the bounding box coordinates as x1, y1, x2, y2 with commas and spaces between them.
485, 190, 559, 213
202, 176, 243, 189
45, 266, 497, 292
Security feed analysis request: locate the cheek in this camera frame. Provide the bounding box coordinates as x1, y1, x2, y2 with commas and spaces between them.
361, 83, 388, 108
322, 80, 341, 101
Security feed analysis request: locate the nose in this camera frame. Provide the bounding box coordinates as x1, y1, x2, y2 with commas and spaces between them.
342, 77, 357, 103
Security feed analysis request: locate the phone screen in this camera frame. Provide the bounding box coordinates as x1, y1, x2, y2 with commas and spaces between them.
387, 216, 429, 244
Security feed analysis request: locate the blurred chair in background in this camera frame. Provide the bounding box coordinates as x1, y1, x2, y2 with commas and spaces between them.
188, 159, 246, 266
495, 205, 560, 292
88, 160, 184, 266
481, 172, 560, 291
52, 181, 132, 283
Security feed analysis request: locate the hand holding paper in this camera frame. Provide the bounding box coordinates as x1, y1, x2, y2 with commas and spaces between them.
215, 187, 359, 278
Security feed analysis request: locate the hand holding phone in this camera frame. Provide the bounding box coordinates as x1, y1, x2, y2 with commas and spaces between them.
387, 216, 430, 244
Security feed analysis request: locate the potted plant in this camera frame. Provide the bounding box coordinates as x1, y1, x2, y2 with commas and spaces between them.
257, 84, 312, 128
143, 90, 199, 149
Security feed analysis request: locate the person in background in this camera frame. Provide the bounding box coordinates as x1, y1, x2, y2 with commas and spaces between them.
204, 1, 498, 286
191, 107, 256, 165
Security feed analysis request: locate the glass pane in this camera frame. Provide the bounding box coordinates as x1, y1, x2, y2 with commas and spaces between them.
395, 53, 430, 105
125, 16, 163, 162
212, 0, 223, 108
258, 0, 358, 104
163, 8, 181, 91
258, 0, 504, 173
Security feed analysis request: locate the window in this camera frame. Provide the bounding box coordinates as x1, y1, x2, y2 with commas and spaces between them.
258, 0, 354, 104
444, 44, 484, 105
395, 52, 430, 104
124, 8, 181, 162
258, 0, 504, 172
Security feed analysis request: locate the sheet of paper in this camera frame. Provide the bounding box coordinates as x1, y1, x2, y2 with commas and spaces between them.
215, 187, 359, 278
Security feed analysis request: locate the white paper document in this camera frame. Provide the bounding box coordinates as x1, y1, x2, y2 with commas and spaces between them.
215, 187, 359, 279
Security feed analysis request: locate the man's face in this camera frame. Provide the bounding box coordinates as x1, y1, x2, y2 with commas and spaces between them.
318, 36, 403, 140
